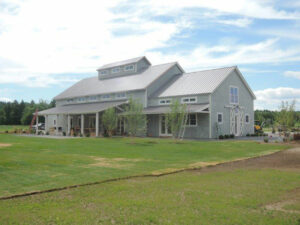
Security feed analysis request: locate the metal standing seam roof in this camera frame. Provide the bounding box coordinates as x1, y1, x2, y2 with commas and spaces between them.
156, 66, 236, 97
38, 100, 127, 115
97, 56, 150, 70
54, 62, 178, 100
142, 104, 209, 115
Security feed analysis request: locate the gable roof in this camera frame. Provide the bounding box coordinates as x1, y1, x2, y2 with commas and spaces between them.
54, 62, 179, 100
156, 66, 256, 99
97, 56, 151, 70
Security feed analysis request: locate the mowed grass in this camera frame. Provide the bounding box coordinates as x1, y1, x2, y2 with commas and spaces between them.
0, 169, 299, 224
0, 125, 28, 132
0, 134, 288, 197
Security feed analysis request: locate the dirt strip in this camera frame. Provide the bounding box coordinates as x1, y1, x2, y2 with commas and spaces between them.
1, 146, 299, 201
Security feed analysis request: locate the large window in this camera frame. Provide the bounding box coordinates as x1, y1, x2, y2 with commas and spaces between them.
159, 99, 171, 105
111, 67, 120, 74
78, 97, 86, 102
181, 97, 197, 103
217, 112, 223, 124
230, 86, 238, 104
67, 99, 74, 103
89, 96, 97, 101
102, 94, 111, 100
186, 114, 197, 126
124, 64, 134, 71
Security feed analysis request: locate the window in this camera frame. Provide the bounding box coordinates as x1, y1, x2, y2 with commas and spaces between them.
102, 94, 111, 100
181, 97, 197, 103
230, 86, 238, 104
89, 96, 97, 101
186, 114, 197, 126
124, 64, 134, 71
100, 70, 107, 75
111, 67, 120, 74
78, 97, 86, 102
159, 99, 171, 105
245, 114, 249, 123
67, 99, 73, 103
116, 92, 126, 99
217, 113, 223, 124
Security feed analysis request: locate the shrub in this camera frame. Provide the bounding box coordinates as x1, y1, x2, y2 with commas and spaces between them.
264, 137, 269, 143
272, 127, 276, 133
283, 137, 288, 142
62, 131, 66, 136
80, 133, 83, 137
230, 134, 235, 138
224, 134, 229, 139
5, 130, 8, 133
219, 135, 224, 139
73, 132, 77, 137
86, 133, 90, 137
46, 131, 49, 135
294, 133, 300, 141
246, 133, 250, 137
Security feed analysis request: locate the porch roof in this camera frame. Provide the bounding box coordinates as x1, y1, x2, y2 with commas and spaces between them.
142, 103, 209, 115
38, 100, 127, 115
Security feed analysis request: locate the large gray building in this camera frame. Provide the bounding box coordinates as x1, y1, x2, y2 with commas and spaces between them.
38, 56, 255, 138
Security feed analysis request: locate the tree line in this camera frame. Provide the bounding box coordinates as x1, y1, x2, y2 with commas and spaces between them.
0, 100, 55, 125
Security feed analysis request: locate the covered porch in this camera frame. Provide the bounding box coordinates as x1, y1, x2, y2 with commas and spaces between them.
37, 100, 127, 137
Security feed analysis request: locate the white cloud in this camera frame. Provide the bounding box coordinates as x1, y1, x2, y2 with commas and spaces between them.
138, 0, 300, 19
216, 18, 252, 27
148, 38, 300, 71
254, 87, 300, 110
284, 71, 300, 80
0, 97, 12, 102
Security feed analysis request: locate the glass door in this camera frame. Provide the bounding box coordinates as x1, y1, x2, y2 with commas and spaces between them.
159, 115, 172, 136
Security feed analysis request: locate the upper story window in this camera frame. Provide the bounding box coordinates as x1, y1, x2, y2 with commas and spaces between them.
159, 99, 171, 105
230, 86, 239, 104
181, 97, 197, 104
245, 114, 249, 123
89, 96, 97, 102
67, 99, 74, 103
217, 112, 223, 124
78, 97, 86, 102
124, 64, 134, 72
111, 67, 120, 74
100, 70, 108, 75
116, 92, 126, 99
186, 114, 197, 126
102, 94, 111, 100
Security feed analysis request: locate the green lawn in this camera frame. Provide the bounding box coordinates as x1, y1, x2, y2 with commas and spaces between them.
0, 134, 288, 197
0, 169, 299, 224
0, 125, 28, 132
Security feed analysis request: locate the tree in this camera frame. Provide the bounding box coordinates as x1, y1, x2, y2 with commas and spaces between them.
124, 98, 147, 136
276, 100, 296, 130
102, 107, 118, 137
166, 99, 187, 139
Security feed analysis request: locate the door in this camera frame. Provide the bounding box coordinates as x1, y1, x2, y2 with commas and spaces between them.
117, 118, 125, 135
159, 115, 172, 136
234, 112, 240, 136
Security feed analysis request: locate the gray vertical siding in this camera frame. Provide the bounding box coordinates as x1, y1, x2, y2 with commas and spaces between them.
211, 70, 254, 138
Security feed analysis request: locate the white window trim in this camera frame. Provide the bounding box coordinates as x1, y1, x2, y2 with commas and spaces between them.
245, 113, 250, 124
229, 85, 239, 105
181, 96, 197, 104
185, 113, 197, 127
124, 64, 135, 72
100, 70, 108, 75
111, 67, 120, 74
159, 99, 171, 105
217, 112, 223, 124
116, 92, 126, 99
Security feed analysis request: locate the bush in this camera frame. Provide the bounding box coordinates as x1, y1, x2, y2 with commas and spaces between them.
219, 135, 224, 139
224, 134, 229, 139
46, 131, 49, 135
86, 133, 90, 137
264, 137, 269, 143
5, 130, 8, 133
230, 134, 235, 138
73, 132, 77, 137
80, 133, 83, 137
62, 131, 66, 136
246, 133, 250, 137
294, 133, 300, 141
272, 127, 276, 134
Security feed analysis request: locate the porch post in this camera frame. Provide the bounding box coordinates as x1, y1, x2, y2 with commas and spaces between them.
67, 114, 71, 136
81, 114, 84, 135
56, 114, 58, 135
45, 115, 49, 132
36, 115, 39, 135
96, 112, 99, 137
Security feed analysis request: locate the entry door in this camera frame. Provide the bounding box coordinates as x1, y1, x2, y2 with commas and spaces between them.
159, 115, 172, 136
117, 118, 125, 135
234, 113, 240, 136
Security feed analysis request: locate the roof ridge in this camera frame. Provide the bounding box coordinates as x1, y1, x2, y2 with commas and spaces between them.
184, 66, 236, 75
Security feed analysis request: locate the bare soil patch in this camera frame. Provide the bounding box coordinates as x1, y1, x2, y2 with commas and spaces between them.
0, 143, 12, 148
193, 147, 300, 173
85, 157, 148, 168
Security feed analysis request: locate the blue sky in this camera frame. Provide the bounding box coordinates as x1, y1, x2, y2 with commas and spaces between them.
0, 0, 300, 110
